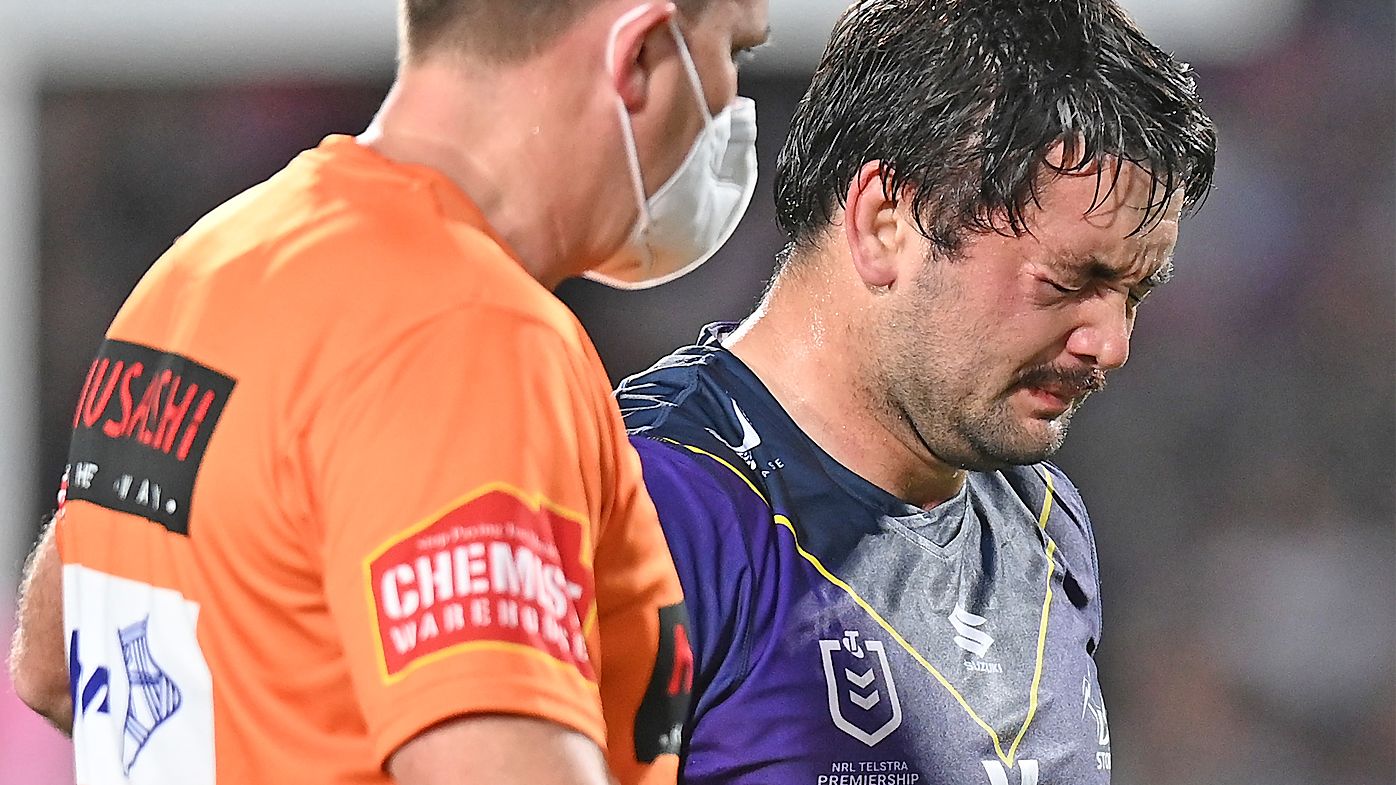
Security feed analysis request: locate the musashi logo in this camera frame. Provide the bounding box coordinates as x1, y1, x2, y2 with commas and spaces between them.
366, 485, 596, 682
65, 339, 236, 535
633, 603, 693, 762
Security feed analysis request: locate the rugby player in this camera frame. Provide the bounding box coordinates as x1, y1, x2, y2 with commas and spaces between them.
618, 1, 1216, 782
9, 1, 768, 783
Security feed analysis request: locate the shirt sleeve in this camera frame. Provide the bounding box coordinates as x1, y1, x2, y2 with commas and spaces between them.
627, 436, 771, 723
1040, 462, 1104, 646
306, 307, 608, 766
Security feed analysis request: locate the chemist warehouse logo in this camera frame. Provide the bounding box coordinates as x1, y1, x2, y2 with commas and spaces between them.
365, 484, 596, 682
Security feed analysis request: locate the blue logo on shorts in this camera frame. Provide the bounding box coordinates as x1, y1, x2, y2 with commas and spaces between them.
119, 617, 182, 774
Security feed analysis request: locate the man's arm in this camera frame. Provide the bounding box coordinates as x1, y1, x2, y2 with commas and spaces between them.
309, 310, 622, 780
388, 715, 611, 785
628, 436, 767, 712
8, 516, 72, 733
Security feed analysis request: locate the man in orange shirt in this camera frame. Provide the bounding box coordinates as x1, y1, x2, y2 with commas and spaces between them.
8, 1, 769, 783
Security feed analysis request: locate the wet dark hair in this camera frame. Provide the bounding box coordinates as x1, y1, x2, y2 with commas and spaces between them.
773, 0, 1217, 260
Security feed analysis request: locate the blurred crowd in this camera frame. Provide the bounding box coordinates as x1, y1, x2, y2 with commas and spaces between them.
5, 2, 1392, 783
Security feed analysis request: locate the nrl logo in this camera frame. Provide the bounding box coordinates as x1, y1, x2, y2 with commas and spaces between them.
819, 631, 902, 746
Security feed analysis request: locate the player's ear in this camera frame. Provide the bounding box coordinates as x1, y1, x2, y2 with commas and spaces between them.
609, 2, 679, 112
844, 161, 911, 291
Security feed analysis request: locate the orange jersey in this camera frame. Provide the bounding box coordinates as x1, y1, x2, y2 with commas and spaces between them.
55, 135, 691, 785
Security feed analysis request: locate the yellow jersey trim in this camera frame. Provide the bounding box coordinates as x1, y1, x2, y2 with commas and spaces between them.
671, 440, 1061, 766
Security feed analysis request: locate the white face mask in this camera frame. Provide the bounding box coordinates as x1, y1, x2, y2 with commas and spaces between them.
585, 12, 759, 290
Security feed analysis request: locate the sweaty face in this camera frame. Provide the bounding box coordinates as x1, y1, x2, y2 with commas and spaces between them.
869, 163, 1183, 471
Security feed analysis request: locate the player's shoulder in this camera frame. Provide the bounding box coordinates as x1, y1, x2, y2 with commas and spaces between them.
626, 433, 770, 686
1021, 462, 1090, 518
617, 339, 718, 426
621, 354, 772, 506
997, 462, 1102, 604
618, 329, 773, 513
629, 435, 770, 531
617, 329, 750, 453
994, 462, 1095, 541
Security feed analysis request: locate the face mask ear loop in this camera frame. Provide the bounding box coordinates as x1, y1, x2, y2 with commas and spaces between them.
609, 5, 657, 271
667, 18, 715, 122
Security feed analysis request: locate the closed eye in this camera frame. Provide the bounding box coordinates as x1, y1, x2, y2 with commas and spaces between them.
1128, 275, 1168, 305
1130, 261, 1174, 304
1043, 278, 1081, 295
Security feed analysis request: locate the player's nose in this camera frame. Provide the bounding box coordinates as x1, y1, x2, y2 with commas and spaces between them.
1065, 297, 1131, 371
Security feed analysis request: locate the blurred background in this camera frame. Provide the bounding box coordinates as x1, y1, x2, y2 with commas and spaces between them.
1, 1, 1392, 783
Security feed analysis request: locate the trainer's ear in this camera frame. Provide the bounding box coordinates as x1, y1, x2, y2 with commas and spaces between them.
844, 161, 917, 291
609, 2, 679, 112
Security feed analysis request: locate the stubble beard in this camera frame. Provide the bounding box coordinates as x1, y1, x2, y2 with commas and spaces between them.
884, 373, 1075, 472
876, 332, 1087, 473
871, 261, 1097, 473
949, 393, 1075, 469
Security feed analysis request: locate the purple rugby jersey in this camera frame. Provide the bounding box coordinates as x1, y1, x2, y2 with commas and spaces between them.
617, 324, 1114, 785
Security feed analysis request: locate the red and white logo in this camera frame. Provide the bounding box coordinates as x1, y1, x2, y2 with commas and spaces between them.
365, 485, 596, 682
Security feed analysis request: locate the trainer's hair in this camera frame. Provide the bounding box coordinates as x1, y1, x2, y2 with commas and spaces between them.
401, 0, 715, 63
773, 0, 1217, 262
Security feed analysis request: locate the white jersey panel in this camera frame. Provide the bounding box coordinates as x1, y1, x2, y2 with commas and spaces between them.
64, 564, 215, 785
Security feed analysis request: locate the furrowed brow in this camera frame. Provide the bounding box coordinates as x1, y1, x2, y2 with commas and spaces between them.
1052, 254, 1127, 283
1069, 253, 1174, 289
1082, 256, 1123, 282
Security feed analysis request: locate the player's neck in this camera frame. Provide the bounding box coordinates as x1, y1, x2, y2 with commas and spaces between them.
360, 62, 605, 290
726, 274, 968, 510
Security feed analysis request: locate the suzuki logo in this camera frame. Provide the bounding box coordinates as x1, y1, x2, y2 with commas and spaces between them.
819, 631, 902, 746
950, 605, 994, 658
983, 760, 1039, 785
